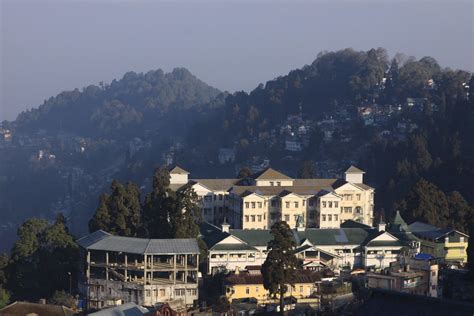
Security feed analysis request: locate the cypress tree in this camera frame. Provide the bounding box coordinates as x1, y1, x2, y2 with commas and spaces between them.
261, 221, 298, 314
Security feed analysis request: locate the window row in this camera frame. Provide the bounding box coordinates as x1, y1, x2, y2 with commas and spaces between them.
321, 201, 339, 208
244, 214, 266, 222
321, 214, 339, 222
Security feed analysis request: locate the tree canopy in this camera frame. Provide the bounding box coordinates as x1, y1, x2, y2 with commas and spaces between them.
261, 221, 299, 314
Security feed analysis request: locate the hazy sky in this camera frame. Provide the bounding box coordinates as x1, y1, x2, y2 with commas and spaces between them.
1, 0, 473, 121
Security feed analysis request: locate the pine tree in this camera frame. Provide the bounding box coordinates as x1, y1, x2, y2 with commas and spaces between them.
143, 167, 175, 238
88, 180, 142, 236
88, 194, 111, 233
144, 167, 200, 239
261, 221, 298, 314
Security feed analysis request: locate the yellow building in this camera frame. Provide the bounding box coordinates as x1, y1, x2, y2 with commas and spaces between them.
224, 270, 320, 304
408, 221, 469, 264
169, 165, 375, 230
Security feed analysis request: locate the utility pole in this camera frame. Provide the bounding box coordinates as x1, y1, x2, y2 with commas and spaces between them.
67, 272, 72, 294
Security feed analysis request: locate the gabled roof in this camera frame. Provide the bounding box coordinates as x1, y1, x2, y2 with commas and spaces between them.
345, 165, 365, 174
0, 301, 75, 316
390, 211, 409, 232
278, 190, 303, 198
230, 229, 273, 247
298, 228, 371, 246
408, 222, 469, 240
169, 166, 189, 174
240, 190, 264, 198
88, 302, 149, 316
77, 231, 200, 255
252, 167, 293, 180
199, 222, 229, 248
341, 220, 372, 229
191, 179, 238, 191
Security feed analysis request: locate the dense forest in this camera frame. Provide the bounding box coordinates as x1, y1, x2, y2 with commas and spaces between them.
1, 47, 473, 246
11, 67, 224, 137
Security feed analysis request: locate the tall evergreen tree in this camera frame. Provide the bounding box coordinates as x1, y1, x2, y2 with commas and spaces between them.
144, 166, 200, 239
89, 194, 111, 233
261, 221, 298, 314
88, 180, 142, 236
399, 178, 450, 228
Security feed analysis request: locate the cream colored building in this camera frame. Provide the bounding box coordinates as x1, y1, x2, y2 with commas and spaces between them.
169, 165, 374, 229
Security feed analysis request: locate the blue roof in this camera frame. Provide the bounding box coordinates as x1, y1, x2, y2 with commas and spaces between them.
414, 253, 435, 261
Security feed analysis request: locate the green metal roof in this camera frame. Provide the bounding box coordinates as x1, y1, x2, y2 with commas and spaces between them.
298, 228, 371, 246
230, 229, 273, 247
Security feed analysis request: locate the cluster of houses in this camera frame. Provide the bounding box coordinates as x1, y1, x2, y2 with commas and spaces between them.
73, 165, 470, 314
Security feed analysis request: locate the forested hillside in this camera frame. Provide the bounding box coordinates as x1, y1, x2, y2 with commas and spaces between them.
0, 48, 473, 253
11, 67, 223, 137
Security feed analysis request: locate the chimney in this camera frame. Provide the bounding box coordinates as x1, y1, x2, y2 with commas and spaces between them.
378, 221, 386, 232
221, 218, 230, 233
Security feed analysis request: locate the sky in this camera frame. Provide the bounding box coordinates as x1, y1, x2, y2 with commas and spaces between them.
1, 0, 473, 121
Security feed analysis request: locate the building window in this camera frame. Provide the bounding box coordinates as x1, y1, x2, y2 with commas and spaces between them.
187, 289, 197, 296
355, 206, 362, 214
431, 271, 436, 276
276, 181, 281, 186
251, 202, 256, 209
257, 215, 262, 222
356, 194, 361, 201
246, 287, 250, 294
294, 202, 299, 208
322, 215, 326, 221
160, 289, 165, 297
334, 202, 338, 208
344, 207, 352, 213
245, 202, 250, 209
322, 201, 327, 208
334, 215, 338, 221
286, 202, 290, 208
146, 290, 150, 297
328, 201, 332, 208
258, 202, 262, 208
328, 215, 332, 221
303, 200, 306, 206
284, 215, 290, 222
270, 181, 274, 186
245, 215, 249, 222
251, 215, 256, 222
175, 289, 185, 296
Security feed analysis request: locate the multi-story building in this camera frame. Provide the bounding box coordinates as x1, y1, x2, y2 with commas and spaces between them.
408, 221, 469, 265
169, 165, 375, 229
77, 230, 200, 310
367, 255, 439, 297
200, 221, 407, 275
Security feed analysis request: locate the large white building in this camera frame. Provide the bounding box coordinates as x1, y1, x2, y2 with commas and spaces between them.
200, 221, 409, 275
169, 165, 375, 230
